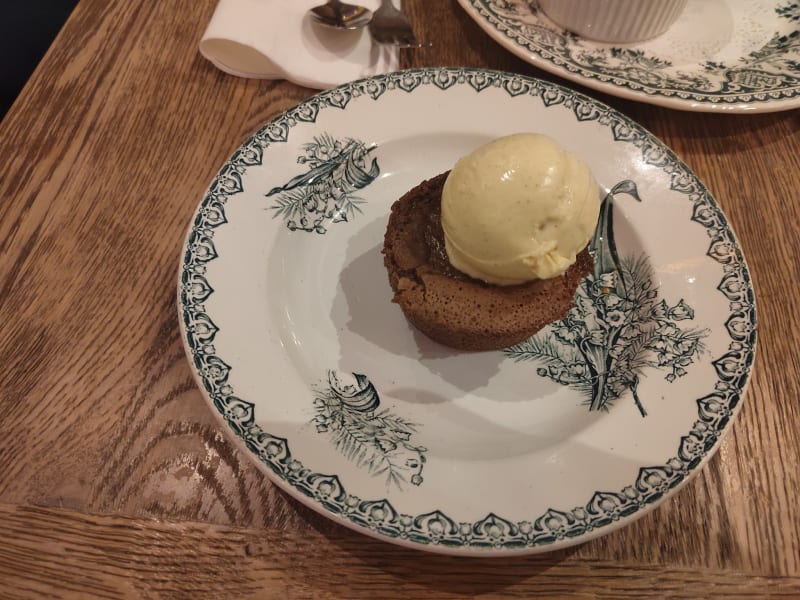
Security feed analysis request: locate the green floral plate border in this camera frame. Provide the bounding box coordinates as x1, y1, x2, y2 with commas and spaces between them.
458, 0, 800, 112
178, 68, 757, 555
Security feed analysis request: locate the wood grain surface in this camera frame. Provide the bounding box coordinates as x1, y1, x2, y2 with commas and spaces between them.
0, 0, 798, 597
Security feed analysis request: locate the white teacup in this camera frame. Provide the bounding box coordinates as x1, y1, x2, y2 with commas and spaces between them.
538, 0, 688, 43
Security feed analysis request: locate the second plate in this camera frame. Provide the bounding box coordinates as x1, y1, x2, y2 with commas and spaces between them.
458, 0, 800, 112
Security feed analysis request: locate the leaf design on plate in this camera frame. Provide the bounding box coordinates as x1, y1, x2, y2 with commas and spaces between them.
313, 371, 426, 490
267, 134, 379, 234
506, 181, 709, 416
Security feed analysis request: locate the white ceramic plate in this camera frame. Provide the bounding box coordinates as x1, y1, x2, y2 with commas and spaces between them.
458, 0, 800, 112
178, 68, 757, 555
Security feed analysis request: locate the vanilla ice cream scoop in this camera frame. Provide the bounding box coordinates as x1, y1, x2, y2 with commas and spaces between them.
441, 133, 600, 285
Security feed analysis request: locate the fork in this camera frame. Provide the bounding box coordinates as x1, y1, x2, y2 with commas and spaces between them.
369, 0, 420, 47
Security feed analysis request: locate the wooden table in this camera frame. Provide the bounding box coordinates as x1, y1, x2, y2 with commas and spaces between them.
1, 0, 798, 597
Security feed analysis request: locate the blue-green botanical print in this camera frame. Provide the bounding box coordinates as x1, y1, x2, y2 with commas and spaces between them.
777, 2, 800, 22
313, 371, 426, 489
506, 181, 708, 417
267, 134, 379, 234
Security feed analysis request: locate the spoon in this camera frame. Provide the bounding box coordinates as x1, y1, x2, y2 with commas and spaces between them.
309, 0, 373, 30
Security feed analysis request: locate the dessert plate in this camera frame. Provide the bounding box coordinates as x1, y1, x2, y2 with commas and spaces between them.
458, 0, 800, 112
178, 68, 756, 555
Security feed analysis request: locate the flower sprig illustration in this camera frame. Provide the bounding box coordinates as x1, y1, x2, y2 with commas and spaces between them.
506, 181, 708, 416
267, 134, 379, 234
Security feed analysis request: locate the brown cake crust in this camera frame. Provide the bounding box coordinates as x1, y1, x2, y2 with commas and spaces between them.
382, 172, 594, 351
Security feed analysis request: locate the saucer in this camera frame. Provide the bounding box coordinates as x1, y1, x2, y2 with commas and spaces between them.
458, 0, 800, 112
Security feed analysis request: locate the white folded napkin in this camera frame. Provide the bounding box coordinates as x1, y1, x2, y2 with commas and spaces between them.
199, 0, 399, 89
